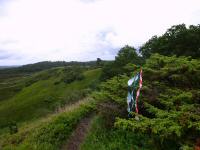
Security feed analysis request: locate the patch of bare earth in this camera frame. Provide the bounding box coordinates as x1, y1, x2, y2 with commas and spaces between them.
61, 115, 93, 150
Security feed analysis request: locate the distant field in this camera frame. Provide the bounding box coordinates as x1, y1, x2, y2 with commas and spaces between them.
0, 67, 101, 130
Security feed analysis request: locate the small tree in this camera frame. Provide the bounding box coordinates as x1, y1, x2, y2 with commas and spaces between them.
96, 58, 102, 66
101, 45, 143, 80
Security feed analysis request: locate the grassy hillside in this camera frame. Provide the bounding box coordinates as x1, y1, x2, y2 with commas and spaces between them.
1, 24, 200, 149
2, 54, 199, 150
0, 67, 101, 131
1, 98, 96, 150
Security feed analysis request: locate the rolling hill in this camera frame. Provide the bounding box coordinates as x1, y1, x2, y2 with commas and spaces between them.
0, 66, 101, 131
1, 24, 200, 150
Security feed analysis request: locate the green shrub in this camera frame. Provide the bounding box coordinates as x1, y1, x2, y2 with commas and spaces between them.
95, 54, 200, 149
62, 67, 84, 84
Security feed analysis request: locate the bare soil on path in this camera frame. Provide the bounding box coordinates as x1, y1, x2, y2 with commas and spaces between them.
61, 115, 94, 150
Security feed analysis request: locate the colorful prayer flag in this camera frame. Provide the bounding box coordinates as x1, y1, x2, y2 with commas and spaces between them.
127, 69, 142, 114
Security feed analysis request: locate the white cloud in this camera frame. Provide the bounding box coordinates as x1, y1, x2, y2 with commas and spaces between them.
0, 0, 200, 65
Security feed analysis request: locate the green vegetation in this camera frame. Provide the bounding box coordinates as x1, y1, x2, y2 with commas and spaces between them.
0, 67, 101, 130
94, 54, 200, 149
101, 45, 143, 80
140, 24, 200, 58
61, 67, 84, 84
81, 115, 154, 150
1, 24, 200, 149
1, 98, 96, 150
0, 60, 97, 75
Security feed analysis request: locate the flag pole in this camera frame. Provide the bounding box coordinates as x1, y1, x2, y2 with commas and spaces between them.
135, 67, 142, 121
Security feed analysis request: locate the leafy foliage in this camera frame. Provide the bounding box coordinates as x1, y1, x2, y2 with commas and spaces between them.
101, 45, 144, 80
95, 54, 200, 149
1, 23, 200, 150
140, 24, 200, 58
81, 115, 154, 150
62, 67, 84, 84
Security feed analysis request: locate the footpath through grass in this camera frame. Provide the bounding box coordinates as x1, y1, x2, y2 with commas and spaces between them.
1, 98, 96, 150
81, 115, 154, 150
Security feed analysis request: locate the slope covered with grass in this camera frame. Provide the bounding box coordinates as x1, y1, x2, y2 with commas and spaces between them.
0, 67, 101, 130
1, 98, 96, 150
1, 24, 200, 150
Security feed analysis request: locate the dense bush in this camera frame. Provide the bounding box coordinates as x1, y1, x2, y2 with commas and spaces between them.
95, 54, 200, 149
62, 67, 84, 84
81, 115, 155, 150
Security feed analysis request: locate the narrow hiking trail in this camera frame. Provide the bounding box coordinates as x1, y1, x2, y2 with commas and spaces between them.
61, 115, 94, 150
0, 98, 92, 148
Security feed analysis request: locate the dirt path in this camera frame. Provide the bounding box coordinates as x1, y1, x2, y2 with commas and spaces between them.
61, 115, 93, 150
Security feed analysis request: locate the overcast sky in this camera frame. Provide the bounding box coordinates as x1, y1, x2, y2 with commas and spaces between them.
0, 0, 199, 65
